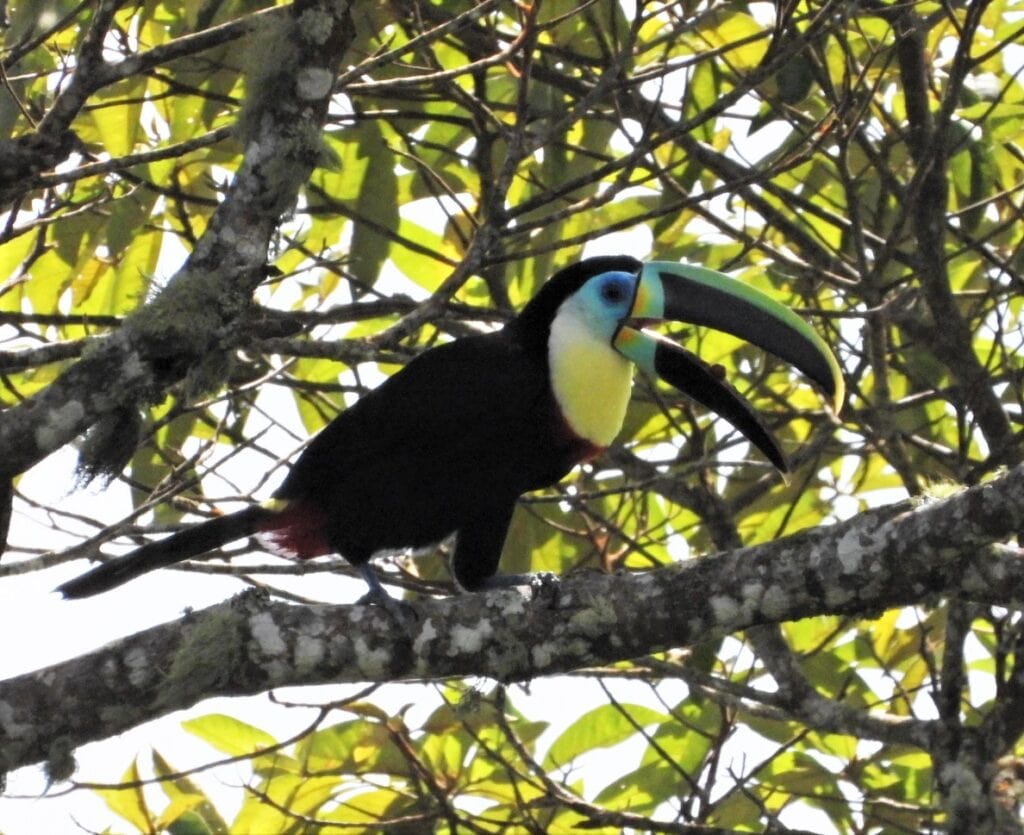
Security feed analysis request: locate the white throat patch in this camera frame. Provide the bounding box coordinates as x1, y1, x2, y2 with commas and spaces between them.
548, 303, 633, 447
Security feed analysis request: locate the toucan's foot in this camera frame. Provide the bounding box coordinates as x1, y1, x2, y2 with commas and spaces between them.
476, 571, 561, 604
356, 564, 417, 625
528, 571, 561, 605
359, 590, 417, 626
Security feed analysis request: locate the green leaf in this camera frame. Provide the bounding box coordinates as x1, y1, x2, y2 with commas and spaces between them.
319, 787, 420, 826
182, 713, 278, 758
544, 703, 668, 770
593, 760, 674, 813
349, 122, 400, 287
697, 8, 770, 70
296, 719, 410, 776
81, 76, 146, 156
152, 749, 229, 835
0, 231, 39, 312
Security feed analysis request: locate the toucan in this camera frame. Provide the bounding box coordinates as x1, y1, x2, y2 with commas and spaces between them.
57, 256, 842, 601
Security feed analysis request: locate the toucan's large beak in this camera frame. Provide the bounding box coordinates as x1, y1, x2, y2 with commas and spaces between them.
613, 262, 844, 471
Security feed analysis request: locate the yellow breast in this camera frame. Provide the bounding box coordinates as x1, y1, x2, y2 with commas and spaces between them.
548, 311, 634, 447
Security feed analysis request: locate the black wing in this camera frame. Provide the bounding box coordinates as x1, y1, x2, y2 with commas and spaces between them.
274, 330, 566, 564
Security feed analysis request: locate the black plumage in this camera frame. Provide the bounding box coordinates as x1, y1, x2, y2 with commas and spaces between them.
57, 257, 639, 599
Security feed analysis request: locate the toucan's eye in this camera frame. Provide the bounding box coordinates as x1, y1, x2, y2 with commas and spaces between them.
601, 281, 625, 303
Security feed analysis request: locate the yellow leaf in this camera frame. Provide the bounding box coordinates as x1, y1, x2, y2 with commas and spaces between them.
70, 257, 111, 307
96, 758, 152, 832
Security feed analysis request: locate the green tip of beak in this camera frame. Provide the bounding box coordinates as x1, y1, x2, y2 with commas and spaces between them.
630, 262, 844, 414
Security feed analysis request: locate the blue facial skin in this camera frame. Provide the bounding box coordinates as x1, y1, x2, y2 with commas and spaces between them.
571, 271, 640, 341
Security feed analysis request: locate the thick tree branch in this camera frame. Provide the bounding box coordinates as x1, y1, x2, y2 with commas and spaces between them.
0, 1, 355, 483
5, 463, 1024, 775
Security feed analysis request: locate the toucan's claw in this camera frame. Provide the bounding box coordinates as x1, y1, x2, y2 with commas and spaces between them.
476, 571, 561, 605
356, 564, 418, 624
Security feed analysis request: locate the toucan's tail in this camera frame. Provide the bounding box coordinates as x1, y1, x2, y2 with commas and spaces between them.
57, 505, 272, 599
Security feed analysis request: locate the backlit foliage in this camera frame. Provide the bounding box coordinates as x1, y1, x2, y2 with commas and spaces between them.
2, 0, 1023, 832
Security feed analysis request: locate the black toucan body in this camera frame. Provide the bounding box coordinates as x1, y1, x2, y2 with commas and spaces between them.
58, 257, 843, 601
